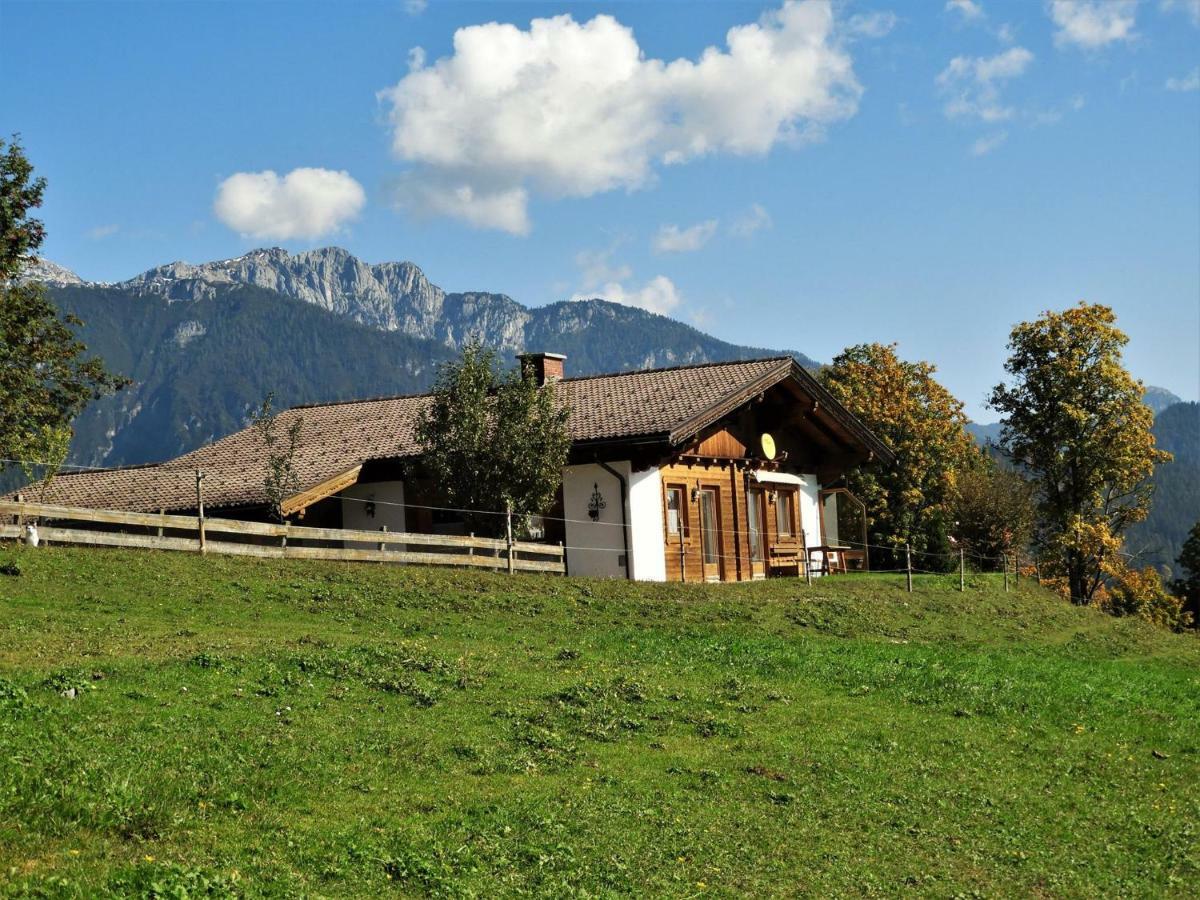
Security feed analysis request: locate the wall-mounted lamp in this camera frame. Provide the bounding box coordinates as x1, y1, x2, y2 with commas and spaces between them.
691, 487, 701, 503
364, 497, 377, 519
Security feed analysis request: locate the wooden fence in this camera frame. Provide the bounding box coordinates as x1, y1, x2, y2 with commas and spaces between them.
0, 501, 565, 575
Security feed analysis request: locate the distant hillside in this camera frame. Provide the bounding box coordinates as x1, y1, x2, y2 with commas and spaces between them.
43, 284, 459, 468
1126, 402, 1200, 578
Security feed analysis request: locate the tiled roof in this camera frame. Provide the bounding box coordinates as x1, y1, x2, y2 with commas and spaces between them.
11, 356, 888, 513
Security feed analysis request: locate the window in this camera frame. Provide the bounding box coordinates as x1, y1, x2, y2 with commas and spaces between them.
775, 490, 795, 538
699, 489, 720, 565
747, 488, 764, 561
665, 486, 686, 537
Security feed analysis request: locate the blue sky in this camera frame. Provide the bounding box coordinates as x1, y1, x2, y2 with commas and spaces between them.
2, 0, 1198, 419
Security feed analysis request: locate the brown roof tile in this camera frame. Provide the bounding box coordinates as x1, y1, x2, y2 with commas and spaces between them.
11, 356, 889, 513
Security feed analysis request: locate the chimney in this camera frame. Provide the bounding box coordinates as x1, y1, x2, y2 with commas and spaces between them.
517, 352, 566, 386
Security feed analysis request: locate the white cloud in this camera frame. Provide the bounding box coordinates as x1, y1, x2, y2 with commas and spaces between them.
1160, 0, 1200, 26
1048, 1, 1137, 49
214, 168, 366, 240
936, 47, 1034, 121
946, 0, 985, 20
87, 224, 119, 240
653, 219, 718, 254
971, 131, 1008, 155
575, 245, 632, 288
576, 275, 683, 315
730, 203, 773, 237
404, 0, 427, 15
847, 11, 898, 37
377, 1, 862, 232
1166, 67, 1200, 90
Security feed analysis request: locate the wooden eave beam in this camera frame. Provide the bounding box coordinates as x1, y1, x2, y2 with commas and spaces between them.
280, 465, 363, 516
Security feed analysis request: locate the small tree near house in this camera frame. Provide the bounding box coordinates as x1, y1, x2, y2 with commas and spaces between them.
250, 393, 303, 522
417, 342, 570, 539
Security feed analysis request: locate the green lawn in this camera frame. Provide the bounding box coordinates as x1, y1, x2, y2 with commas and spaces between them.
0, 546, 1197, 898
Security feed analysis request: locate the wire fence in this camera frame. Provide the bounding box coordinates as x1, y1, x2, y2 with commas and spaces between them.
0, 454, 1096, 597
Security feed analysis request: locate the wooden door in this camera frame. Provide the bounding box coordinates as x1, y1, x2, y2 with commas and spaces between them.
746, 487, 766, 579
698, 488, 723, 582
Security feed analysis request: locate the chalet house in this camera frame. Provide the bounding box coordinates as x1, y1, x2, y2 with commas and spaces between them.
16, 354, 893, 582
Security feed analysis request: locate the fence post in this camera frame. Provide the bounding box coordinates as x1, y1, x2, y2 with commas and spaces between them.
281, 522, 289, 550
1003, 554, 1009, 593
801, 528, 812, 586
14, 492, 23, 529
560, 540, 567, 577
905, 542, 913, 593
157, 507, 165, 539
378, 524, 387, 553
195, 470, 206, 555
1035, 560, 1042, 585
959, 547, 965, 593
505, 500, 514, 575
468, 532, 474, 559
1015, 550, 1020, 585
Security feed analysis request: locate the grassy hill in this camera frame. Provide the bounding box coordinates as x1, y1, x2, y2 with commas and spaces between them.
1, 547, 1197, 897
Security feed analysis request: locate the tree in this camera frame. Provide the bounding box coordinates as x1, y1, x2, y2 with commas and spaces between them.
1173, 521, 1200, 622
819, 343, 983, 569
250, 393, 303, 522
416, 342, 570, 538
0, 135, 127, 472
949, 463, 1037, 571
990, 302, 1171, 604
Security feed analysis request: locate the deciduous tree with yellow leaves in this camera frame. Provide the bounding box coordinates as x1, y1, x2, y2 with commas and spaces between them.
820, 343, 983, 569
990, 303, 1171, 605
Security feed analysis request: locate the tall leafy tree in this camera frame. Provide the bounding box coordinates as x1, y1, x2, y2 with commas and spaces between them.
990, 302, 1171, 604
820, 343, 982, 568
0, 135, 127, 476
416, 342, 570, 537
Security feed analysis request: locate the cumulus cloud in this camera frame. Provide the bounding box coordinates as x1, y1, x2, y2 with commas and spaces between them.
1166, 67, 1200, 90
1048, 1, 1137, 49
653, 220, 718, 254
572, 245, 681, 315
946, 0, 985, 20
936, 46, 1034, 122
580, 275, 683, 315
730, 203, 773, 237
971, 131, 1008, 155
378, 1, 864, 233
1161, 0, 1200, 26
214, 168, 365, 240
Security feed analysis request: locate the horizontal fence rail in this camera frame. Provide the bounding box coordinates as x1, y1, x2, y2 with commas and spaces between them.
0, 501, 564, 576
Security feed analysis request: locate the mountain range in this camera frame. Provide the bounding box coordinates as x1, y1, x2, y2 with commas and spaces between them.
28, 247, 809, 469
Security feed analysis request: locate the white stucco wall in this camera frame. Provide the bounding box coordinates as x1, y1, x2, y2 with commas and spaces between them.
628, 467, 667, 582
340, 480, 406, 550
797, 473, 822, 548
561, 463, 631, 578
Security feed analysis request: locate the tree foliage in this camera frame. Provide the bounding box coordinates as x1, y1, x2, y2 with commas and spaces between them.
416, 343, 570, 538
990, 302, 1171, 604
250, 393, 303, 522
820, 342, 982, 568
0, 135, 127, 473
949, 463, 1037, 571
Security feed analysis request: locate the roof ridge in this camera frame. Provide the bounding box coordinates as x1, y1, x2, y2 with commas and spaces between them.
559, 355, 793, 384
282, 356, 794, 412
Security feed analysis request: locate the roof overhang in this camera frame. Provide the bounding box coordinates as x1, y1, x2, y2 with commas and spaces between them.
281, 465, 363, 516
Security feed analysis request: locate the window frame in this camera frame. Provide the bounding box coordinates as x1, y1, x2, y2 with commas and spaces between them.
664, 484, 689, 539
775, 488, 796, 539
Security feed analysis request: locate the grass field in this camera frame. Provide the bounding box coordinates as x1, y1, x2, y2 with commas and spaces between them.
0, 546, 1197, 898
